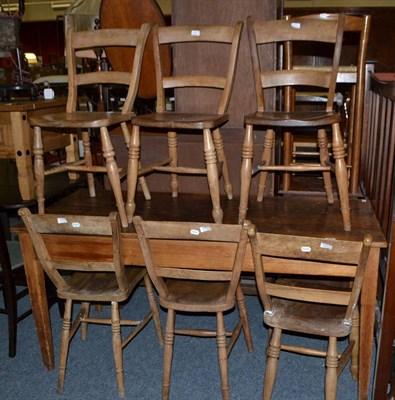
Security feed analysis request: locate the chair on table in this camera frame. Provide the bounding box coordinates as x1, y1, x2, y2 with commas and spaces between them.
18, 208, 163, 398
282, 14, 371, 195
126, 22, 243, 224
248, 225, 372, 400
239, 14, 352, 231
29, 17, 151, 228
133, 216, 254, 400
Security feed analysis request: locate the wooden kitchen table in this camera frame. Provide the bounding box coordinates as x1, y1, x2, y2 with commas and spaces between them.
13, 189, 387, 400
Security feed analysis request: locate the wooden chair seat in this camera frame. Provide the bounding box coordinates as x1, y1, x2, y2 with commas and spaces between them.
162, 279, 232, 312
245, 110, 340, 127
127, 22, 243, 224
133, 217, 254, 400
59, 267, 146, 302
132, 112, 229, 130
239, 14, 352, 231
30, 17, 151, 228
30, 111, 133, 129
19, 209, 163, 398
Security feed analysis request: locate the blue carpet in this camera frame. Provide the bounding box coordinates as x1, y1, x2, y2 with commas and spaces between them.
0, 287, 374, 399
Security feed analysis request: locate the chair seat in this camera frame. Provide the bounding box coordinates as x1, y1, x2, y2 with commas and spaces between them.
160, 279, 235, 312
265, 298, 351, 337
132, 112, 229, 130
58, 267, 146, 302
29, 111, 133, 129
244, 110, 341, 127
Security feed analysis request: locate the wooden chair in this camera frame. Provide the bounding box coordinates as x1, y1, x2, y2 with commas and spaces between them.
239, 14, 352, 231
248, 225, 372, 400
18, 208, 163, 398
126, 22, 243, 224
282, 14, 371, 195
0, 220, 30, 357
133, 216, 254, 400
29, 17, 151, 228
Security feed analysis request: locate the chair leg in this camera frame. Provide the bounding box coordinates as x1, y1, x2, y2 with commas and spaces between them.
213, 128, 233, 200
143, 274, 164, 347
2, 273, 17, 357
281, 130, 293, 192
236, 285, 254, 352
318, 128, 334, 203
162, 308, 175, 400
332, 122, 351, 231
325, 337, 339, 400
80, 302, 90, 341
81, 130, 96, 197
126, 124, 140, 224
257, 129, 275, 202
239, 124, 254, 224
350, 306, 360, 381
57, 299, 72, 394
263, 327, 281, 400
217, 312, 230, 400
111, 301, 125, 398
203, 128, 223, 223
100, 127, 128, 228
33, 126, 45, 214
168, 131, 179, 198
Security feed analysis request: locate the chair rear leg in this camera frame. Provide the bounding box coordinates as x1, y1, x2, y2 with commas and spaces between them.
143, 274, 164, 346
57, 299, 72, 394
257, 129, 275, 202
350, 306, 360, 381
81, 130, 96, 197
325, 336, 339, 400
80, 302, 90, 341
203, 128, 223, 223
217, 312, 230, 400
263, 327, 281, 400
163, 308, 175, 400
168, 131, 179, 198
236, 285, 253, 352
100, 128, 128, 228
33, 126, 45, 214
318, 128, 334, 203
111, 301, 125, 398
213, 128, 233, 200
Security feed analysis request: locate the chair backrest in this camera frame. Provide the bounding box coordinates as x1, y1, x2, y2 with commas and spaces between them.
247, 14, 345, 113
152, 22, 243, 114
65, 15, 151, 114
133, 216, 250, 302
248, 225, 372, 324
18, 208, 129, 295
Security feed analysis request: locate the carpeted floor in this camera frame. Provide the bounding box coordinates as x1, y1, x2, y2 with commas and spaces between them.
0, 285, 374, 399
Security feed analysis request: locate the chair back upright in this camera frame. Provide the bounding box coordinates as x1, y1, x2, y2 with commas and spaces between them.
133, 217, 249, 305
247, 14, 345, 113
153, 22, 243, 114
18, 208, 129, 300
65, 15, 151, 114
248, 226, 372, 327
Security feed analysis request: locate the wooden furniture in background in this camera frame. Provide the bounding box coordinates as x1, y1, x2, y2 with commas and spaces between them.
361, 72, 395, 400
29, 18, 151, 228
13, 189, 386, 400
0, 97, 68, 201
127, 22, 243, 224
239, 15, 351, 231
133, 217, 253, 400
18, 208, 163, 398
281, 14, 371, 196
248, 226, 372, 400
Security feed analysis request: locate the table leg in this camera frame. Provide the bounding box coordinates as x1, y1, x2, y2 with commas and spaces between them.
19, 231, 54, 370
10, 112, 35, 200
359, 247, 379, 400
